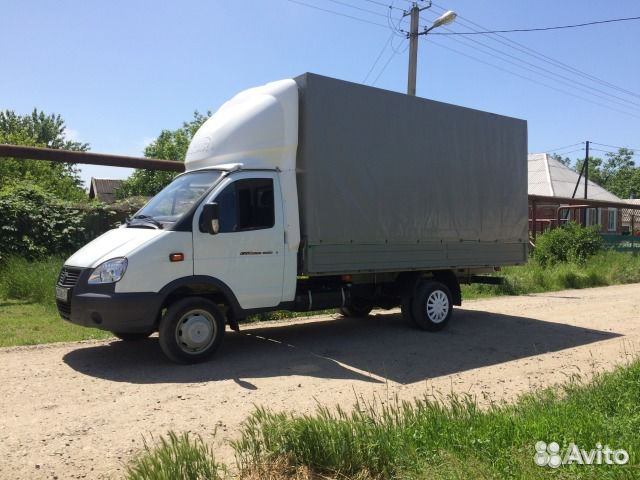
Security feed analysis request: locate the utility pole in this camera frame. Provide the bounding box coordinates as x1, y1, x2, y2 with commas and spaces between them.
584, 140, 590, 199
404, 3, 456, 96
406, 3, 420, 96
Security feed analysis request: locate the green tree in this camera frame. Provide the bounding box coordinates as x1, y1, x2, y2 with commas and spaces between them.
601, 148, 638, 198
573, 149, 639, 198
118, 111, 210, 197
0, 109, 88, 201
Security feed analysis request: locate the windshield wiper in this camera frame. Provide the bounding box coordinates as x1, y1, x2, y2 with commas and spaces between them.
130, 214, 164, 229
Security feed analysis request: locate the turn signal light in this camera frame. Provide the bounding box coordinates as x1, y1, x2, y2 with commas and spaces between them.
169, 253, 184, 262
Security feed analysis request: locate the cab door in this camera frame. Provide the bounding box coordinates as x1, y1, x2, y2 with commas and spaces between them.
192, 172, 285, 309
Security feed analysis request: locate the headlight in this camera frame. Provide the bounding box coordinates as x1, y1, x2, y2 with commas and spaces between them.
88, 258, 128, 284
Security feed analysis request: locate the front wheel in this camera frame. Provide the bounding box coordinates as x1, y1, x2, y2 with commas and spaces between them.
411, 281, 453, 332
159, 297, 225, 364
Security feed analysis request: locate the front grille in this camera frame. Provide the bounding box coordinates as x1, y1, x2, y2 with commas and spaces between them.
56, 300, 71, 320
57, 267, 82, 287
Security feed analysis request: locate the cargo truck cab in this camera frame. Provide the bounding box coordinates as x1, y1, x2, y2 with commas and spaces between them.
56, 78, 305, 363
57, 165, 296, 362
56, 74, 528, 363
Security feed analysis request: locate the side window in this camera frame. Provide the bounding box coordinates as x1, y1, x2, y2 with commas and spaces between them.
214, 178, 274, 233
216, 183, 237, 233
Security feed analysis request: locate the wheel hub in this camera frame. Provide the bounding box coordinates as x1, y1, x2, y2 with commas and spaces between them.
426, 290, 449, 323
176, 311, 216, 353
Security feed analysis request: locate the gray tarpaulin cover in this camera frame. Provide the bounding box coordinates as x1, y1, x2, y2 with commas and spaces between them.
294, 73, 528, 274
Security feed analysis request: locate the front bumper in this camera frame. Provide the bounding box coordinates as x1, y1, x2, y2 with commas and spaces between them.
56, 267, 162, 333
64, 292, 162, 333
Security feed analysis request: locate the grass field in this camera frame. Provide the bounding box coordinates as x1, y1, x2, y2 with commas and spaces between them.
0, 251, 638, 347
0, 300, 110, 347
128, 360, 640, 479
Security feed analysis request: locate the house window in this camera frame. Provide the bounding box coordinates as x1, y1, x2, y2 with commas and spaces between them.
608, 208, 617, 232
586, 208, 598, 226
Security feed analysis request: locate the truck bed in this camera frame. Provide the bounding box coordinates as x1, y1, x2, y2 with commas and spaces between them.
294, 73, 528, 275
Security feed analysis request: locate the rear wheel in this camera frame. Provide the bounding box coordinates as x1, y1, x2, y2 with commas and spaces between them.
159, 297, 225, 364
112, 332, 152, 341
411, 281, 453, 332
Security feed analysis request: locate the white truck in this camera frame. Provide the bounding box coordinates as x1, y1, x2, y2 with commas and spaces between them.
56, 73, 528, 363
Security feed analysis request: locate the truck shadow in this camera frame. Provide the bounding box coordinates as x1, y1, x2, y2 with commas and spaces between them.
63, 309, 621, 385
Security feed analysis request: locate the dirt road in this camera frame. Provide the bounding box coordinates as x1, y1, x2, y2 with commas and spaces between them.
1, 283, 639, 479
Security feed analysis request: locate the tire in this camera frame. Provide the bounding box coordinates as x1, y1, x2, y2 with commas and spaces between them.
158, 297, 225, 364
411, 281, 453, 332
400, 296, 417, 327
112, 331, 152, 342
339, 301, 373, 318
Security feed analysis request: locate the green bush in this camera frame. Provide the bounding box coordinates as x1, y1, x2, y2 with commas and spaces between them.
534, 223, 603, 266
0, 183, 134, 261
126, 432, 225, 480
0, 183, 86, 260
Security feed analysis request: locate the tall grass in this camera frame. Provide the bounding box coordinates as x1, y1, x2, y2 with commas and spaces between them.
125, 432, 225, 480
0, 256, 63, 306
232, 361, 640, 479
463, 250, 640, 299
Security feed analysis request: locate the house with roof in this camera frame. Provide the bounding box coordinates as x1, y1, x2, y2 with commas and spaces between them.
528, 153, 623, 234
89, 178, 123, 204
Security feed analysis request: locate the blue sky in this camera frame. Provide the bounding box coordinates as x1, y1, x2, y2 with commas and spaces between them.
2, 0, 639, 187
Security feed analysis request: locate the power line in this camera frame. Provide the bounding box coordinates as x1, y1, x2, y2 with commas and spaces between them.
363, 2, 407, 83
548, 148, 585, 156
542, 142, 584, 153
417, 21, 640, 117
287, 0, 640, 118
420, 9, 640, 110
387, 1, 408, 38
325, 0, 390, 19
372, 48, 400, 85
363, 31, 395, 83
427, 15, 640, 35
361, 0, 404, 11
422, 36, 640, 120
417, 6, 640, 117
590, 147, 639, 156
591, 142, 640, 152
418, 16, 640, 113
430, 3, 640, 100
287, 0, 388, 28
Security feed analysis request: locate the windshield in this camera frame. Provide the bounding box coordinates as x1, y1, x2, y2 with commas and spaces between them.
130, 170, 223, 227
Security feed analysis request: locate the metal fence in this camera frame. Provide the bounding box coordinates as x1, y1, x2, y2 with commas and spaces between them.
529, 194, 640, 251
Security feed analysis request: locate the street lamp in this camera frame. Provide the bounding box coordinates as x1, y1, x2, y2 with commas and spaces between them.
429, 10, 457, 31
406, 5, 457, 96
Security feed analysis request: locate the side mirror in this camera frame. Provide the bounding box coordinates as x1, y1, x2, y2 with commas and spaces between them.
200, 203, 220, 235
